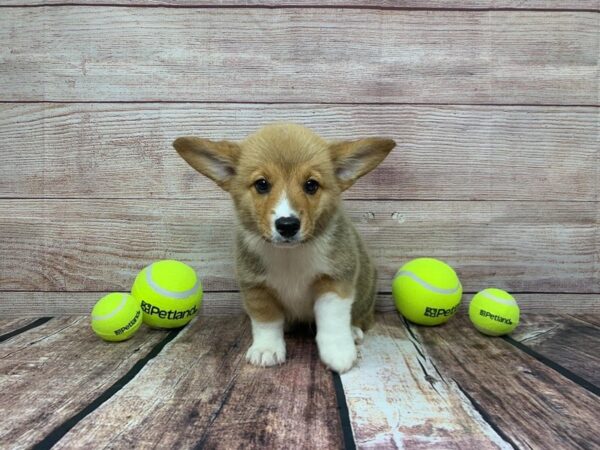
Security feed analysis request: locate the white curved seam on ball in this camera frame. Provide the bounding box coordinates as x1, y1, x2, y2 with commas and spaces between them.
92, 294, 128, 321
395, 270, 460, 295
147, 264, 200, 299
480, 290, 516, 306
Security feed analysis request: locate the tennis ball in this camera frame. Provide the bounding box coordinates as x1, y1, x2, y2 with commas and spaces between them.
469, 288, 520, 336
131, 260, 203, 329
392, 258, 462, 326
91, 293, 142, 342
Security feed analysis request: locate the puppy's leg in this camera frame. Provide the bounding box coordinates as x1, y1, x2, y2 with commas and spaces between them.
313, 279, 356, 373
351, 326, 364, 344
243, 286, 286, 367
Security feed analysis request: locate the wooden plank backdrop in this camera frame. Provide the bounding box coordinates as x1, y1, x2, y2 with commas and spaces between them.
0, 3, 599, 450
4, 1, 599, 9
1, 292, 599, 318
1, 9, 598, 104
51, 315, 343, 449
1, 199, 597, 293
1, 104, 597, 201
0, 2, 598, 317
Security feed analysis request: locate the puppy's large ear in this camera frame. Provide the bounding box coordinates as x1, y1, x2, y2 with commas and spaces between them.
329, 138, 396, 191
173, 136, 241, 191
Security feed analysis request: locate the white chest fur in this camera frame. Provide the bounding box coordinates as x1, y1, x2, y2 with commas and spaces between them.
248, 237, 331, 321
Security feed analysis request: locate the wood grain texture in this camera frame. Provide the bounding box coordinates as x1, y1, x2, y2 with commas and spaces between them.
1, 292, 599, 318
512, 314, 600, 386
1, 9, 597, 104
341, 313, 512, 448
571, 313, 600, 327
376, 294, 600, 315
0, 292, 246, 317
1, 103, 598, 201
416, 315, 600, 449
4, 0, 599, 9
1, 199, 598, 293
0, 318, 40, 335
53, 315, 342, 449
0, 316, 168, 449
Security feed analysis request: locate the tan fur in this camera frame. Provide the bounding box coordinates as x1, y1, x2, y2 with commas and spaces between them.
242, 285, 284, 323
313, 276, 353, 300
174, 123, 395, 366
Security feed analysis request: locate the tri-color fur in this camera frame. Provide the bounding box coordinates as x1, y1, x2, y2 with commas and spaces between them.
174, 124, 395, 373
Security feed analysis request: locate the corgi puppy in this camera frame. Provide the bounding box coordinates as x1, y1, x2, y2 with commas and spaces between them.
173, 124, 395, 373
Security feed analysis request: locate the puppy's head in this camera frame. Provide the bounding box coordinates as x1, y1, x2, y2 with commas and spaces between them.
173, 124, 395, 247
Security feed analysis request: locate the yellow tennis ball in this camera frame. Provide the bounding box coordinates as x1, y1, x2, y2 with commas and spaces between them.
392, 258, 462, 326
91, 293, 142, 342
469, 288, 520, 336
131, 260, 203, 329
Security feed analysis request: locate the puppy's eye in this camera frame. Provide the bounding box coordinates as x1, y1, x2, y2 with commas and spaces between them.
304, 179, 319, 195
254, 178, 271, 194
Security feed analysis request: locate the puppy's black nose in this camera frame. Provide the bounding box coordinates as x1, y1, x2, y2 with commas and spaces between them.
275, 216, 301, 239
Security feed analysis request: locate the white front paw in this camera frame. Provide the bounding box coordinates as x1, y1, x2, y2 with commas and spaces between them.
316, 333, 357, 373
245, 340, 286, 367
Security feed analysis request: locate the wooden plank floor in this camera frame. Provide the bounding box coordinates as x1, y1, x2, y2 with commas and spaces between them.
0, 313, 598, 449
339, 315, 512, 448
0, 317, 170, 448
510, 314, 600, 386
413, 315, 600, 449
53, 317, 341, 449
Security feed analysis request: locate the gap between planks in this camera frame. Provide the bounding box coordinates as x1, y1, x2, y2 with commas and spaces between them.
2, 198, 600, 203
0, 317, 171, 449
340, 313, 600, 448
509, 314, 600, 388
1, 2, 599, 12
47, 316, 343, 449
0, 101, 599, 107
0, 317, 52, 342
2, 200, 598, 293
2, 313, 599, 448
340, 314, 516, 449
0, 315, 342, 449
409, 315, 600, 449
2, 103, 597, 201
